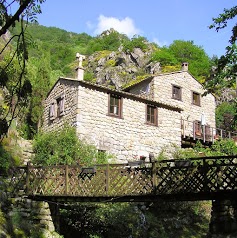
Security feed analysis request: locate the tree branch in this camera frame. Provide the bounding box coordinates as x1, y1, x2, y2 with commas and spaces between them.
0, 0, 32, 36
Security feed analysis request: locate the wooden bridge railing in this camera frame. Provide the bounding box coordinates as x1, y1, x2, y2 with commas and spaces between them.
6, 155, 237, 202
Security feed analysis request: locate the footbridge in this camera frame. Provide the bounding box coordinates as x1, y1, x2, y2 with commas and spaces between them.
9, 155, 237, 203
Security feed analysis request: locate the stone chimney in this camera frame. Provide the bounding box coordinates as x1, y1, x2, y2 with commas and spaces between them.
75, 53, 85, 80
181, 62, 189, 71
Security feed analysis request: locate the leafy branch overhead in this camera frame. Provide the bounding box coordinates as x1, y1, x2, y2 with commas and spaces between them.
0, 0, 45, 138
209, 6, 237, 44
208, 5, 237, 96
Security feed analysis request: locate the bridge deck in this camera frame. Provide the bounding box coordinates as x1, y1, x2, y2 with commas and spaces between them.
8, 155, 237, 202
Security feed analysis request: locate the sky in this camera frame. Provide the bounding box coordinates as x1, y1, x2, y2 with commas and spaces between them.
36, 0, 237, 57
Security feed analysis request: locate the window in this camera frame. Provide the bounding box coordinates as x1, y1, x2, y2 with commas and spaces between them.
56, 96, 65, 116
146, 105, 158, 126
50, 96, 65, 120
192, 92, 200, 106
172, 85, 182, 100
108, 94, 122, 118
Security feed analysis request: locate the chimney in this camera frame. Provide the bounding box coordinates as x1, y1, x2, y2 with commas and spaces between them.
75, 53, 85, 80
181, 62, 189, 71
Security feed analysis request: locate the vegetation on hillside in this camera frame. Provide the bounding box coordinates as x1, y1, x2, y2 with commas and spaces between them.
33, 125, 110, 166
0, 0, 46, 139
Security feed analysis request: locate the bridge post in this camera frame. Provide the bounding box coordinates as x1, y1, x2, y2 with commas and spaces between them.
152, 161, 157, 193
65, 165, 69, 195
49, 203, 61, 233
105, 164, 109, 195
202, 158, 208, 193
209, 200, 237, 235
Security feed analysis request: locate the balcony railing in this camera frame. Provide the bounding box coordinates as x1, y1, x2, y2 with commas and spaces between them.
181, 119, 237, 143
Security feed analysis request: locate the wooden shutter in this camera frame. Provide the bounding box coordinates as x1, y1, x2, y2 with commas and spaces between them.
59, 96, 65, 116
49, 102, 56, 120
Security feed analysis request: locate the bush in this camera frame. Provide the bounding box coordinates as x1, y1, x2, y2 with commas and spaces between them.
194, 139, 237, 156
123, 35, 148, 52
0, 133, 21, 173
216, 102, 237, 131
33, 125, 110, 166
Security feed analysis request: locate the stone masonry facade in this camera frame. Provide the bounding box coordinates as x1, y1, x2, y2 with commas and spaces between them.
128, 70, 216, 139
42, 78, 182, 162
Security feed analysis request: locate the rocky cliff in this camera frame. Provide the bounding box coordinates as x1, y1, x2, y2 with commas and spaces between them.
85, 45, 161, 89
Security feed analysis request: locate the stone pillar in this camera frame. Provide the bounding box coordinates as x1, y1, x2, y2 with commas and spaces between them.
49, 203, 61, 233
209, 200, 237, 234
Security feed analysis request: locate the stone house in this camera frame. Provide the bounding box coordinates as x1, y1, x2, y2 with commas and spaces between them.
42, 60, 216, 162
125, 63, 216, 146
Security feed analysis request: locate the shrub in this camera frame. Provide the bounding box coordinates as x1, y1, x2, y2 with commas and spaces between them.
33, 125, 110, 166
123, 35, 148, 52
194, 139, 237, 156
0, 133, 21, 173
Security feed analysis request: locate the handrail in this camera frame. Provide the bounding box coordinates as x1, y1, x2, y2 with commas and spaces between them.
181, 119, 237, 142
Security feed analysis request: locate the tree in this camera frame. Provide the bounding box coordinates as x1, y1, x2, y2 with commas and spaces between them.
151, 47, 178, 66
168, 40, 212, 81
0, 0, 45, 138
208, 5, 237, 96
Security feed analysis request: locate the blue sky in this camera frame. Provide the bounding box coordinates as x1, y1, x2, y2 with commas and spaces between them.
37, 0, 236, 57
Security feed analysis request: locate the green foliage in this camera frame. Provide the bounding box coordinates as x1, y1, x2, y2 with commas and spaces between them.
0, 132, 22, 172
194, 139, 237, 156
207, 5, 237, 94
59, 201, 210, 238
86, 30, 129, 54
33, 125, 109, 166
0, 144, 12, 172
105, 59, 116, 67
151, 47, 178, 66
216, 101, 237, 131
122, 74, 151, 89
0, 209, 6, 226
84, 71, 96, 82
0, 0, 45, 137
159, 140, 237, 161
123, 35, 149, 52
169, 40, 212, 80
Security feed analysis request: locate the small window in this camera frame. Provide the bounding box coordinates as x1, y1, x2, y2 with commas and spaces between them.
108, 94, 122, 118
192, 92, 200, 106
146, 105, 158, 126
172, 85, 182, 100
56, 96, 65, 117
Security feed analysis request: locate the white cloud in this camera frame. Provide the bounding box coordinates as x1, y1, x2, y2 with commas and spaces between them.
86, 21, 94, 30
93, 15, 140, 38
152, 37, 168, 47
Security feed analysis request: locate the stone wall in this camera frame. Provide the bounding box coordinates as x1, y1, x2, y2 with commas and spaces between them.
42, 78, 182, 162
129, 72, 216, 138
209, 200, 237, 235
77, 84, 181, 162
42, 78, 79, 132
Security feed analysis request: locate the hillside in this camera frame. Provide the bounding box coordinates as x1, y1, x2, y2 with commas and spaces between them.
10, 23, 212, 85
3, 22, 235, 139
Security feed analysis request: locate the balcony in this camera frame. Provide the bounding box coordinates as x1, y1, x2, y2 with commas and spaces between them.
181, 119, 237, 145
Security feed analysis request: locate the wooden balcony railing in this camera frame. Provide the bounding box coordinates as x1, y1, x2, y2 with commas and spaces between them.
181, 119, 237, 143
